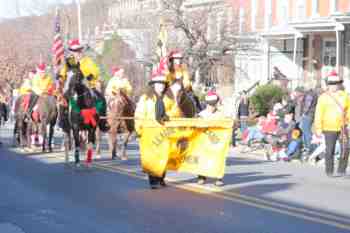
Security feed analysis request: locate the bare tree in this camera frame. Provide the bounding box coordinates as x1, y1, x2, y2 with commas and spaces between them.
159, 0, 256, 89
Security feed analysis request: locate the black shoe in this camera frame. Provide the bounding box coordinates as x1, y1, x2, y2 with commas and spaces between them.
150, 184, 159, 189
326, 173, 334, 178
159, 180, 167, 187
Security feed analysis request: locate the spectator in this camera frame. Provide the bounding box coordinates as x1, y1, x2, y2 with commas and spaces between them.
267, 113, 300, 161
237, 91, 250, 133
243, 116, 266, 145
300, 89, 318, 153
293, 87, 305, 123
277, 96, 294, 122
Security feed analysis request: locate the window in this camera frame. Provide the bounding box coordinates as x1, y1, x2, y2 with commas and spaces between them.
312, 0, 320, 16
217, 10, 225, 41
330, 0, 338, 13
296, 0, 306, 20
251, 0, 257, 31
277, 0, 288, 25
265, 0, 272, 30
239, 7, 245, 33
207, 13, 217, 41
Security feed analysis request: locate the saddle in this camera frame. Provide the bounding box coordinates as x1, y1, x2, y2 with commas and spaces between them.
108, 91, 134, 111
21, 94, 40, 122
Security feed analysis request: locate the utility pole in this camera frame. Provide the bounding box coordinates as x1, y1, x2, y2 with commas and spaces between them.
77, 0, 82, 41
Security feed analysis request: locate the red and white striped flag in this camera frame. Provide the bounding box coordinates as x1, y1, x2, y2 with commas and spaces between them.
52, 8, 64, 67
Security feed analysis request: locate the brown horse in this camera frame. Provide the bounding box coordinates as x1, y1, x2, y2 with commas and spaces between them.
29, 94, 58, 152
165, 84, 198, 118
14, 94, 57, 152
103, 91, 135, 160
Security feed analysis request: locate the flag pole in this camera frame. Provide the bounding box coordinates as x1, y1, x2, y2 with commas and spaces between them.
77, 0, 82, 42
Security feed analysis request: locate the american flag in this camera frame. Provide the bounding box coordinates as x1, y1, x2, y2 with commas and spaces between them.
52, 9, 64, 67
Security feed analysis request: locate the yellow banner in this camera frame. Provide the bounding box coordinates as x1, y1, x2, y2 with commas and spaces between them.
139, 118, 233, 178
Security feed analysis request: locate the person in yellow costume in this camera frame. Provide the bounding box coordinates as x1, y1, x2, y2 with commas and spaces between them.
105, 67, 132, 99
27, 63, 53, 115
166, 50, 192, 90
19, 70, 35, 96
314, 70, 350, 177
134, 68, 182, 189
197, 91, 225, 186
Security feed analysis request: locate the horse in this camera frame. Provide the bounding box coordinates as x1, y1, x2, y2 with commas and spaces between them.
166, 84, 198, 118
0, 101, 8, 126
59, 64, 103, 167
13, 95, 31, 149
28, 94, 58, 152
13, 94, 57, 152
102, 91, 135, 160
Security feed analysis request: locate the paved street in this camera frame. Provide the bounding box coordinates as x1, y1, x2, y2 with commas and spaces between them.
0, 125, 350, 233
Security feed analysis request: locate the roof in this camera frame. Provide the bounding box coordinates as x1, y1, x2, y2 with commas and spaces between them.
183, 0, 224, 8
261, 15, 350, 39
260, 25, 299, 40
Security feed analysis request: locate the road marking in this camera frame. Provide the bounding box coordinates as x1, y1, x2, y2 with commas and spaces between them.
92, 163, 350, 231
12, 148, 350, 231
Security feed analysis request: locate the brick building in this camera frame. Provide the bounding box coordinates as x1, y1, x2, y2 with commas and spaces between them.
229, 0, 350, 90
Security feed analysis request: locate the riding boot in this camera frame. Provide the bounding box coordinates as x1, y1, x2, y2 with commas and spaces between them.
27, 94, 39, 119
93, 89, 109, 132
74, 149, 80, 165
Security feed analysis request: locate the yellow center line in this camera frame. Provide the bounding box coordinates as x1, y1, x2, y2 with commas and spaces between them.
93, 163, 350, 231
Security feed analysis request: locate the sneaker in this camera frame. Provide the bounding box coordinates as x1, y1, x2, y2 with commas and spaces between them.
215, 180, 224, 186
197, 178, 205, 185
270, 153, 278, 161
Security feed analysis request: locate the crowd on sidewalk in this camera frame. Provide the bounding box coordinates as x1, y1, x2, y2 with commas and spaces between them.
235, 71, 349, 177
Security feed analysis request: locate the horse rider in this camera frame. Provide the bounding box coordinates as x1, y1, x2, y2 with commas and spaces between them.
58, 39, 108, 131
135, 67, 182, 189
166, 50, 192, 91
105, 66, 132, 101
19, 70, 35, 96
166, 50, 202, 113
197, 91, 225, 186
27, 63, 54, 118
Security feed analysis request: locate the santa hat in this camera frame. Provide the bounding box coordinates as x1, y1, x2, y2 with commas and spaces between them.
68, 39, 84, 51
112, 67, 124, 77
205, 91, 219, 102
168, 50, 183, 59
36, 63, 46, 74
326, 70, 343, 85
149, 68, 167, 84
159, 57, 169, 73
